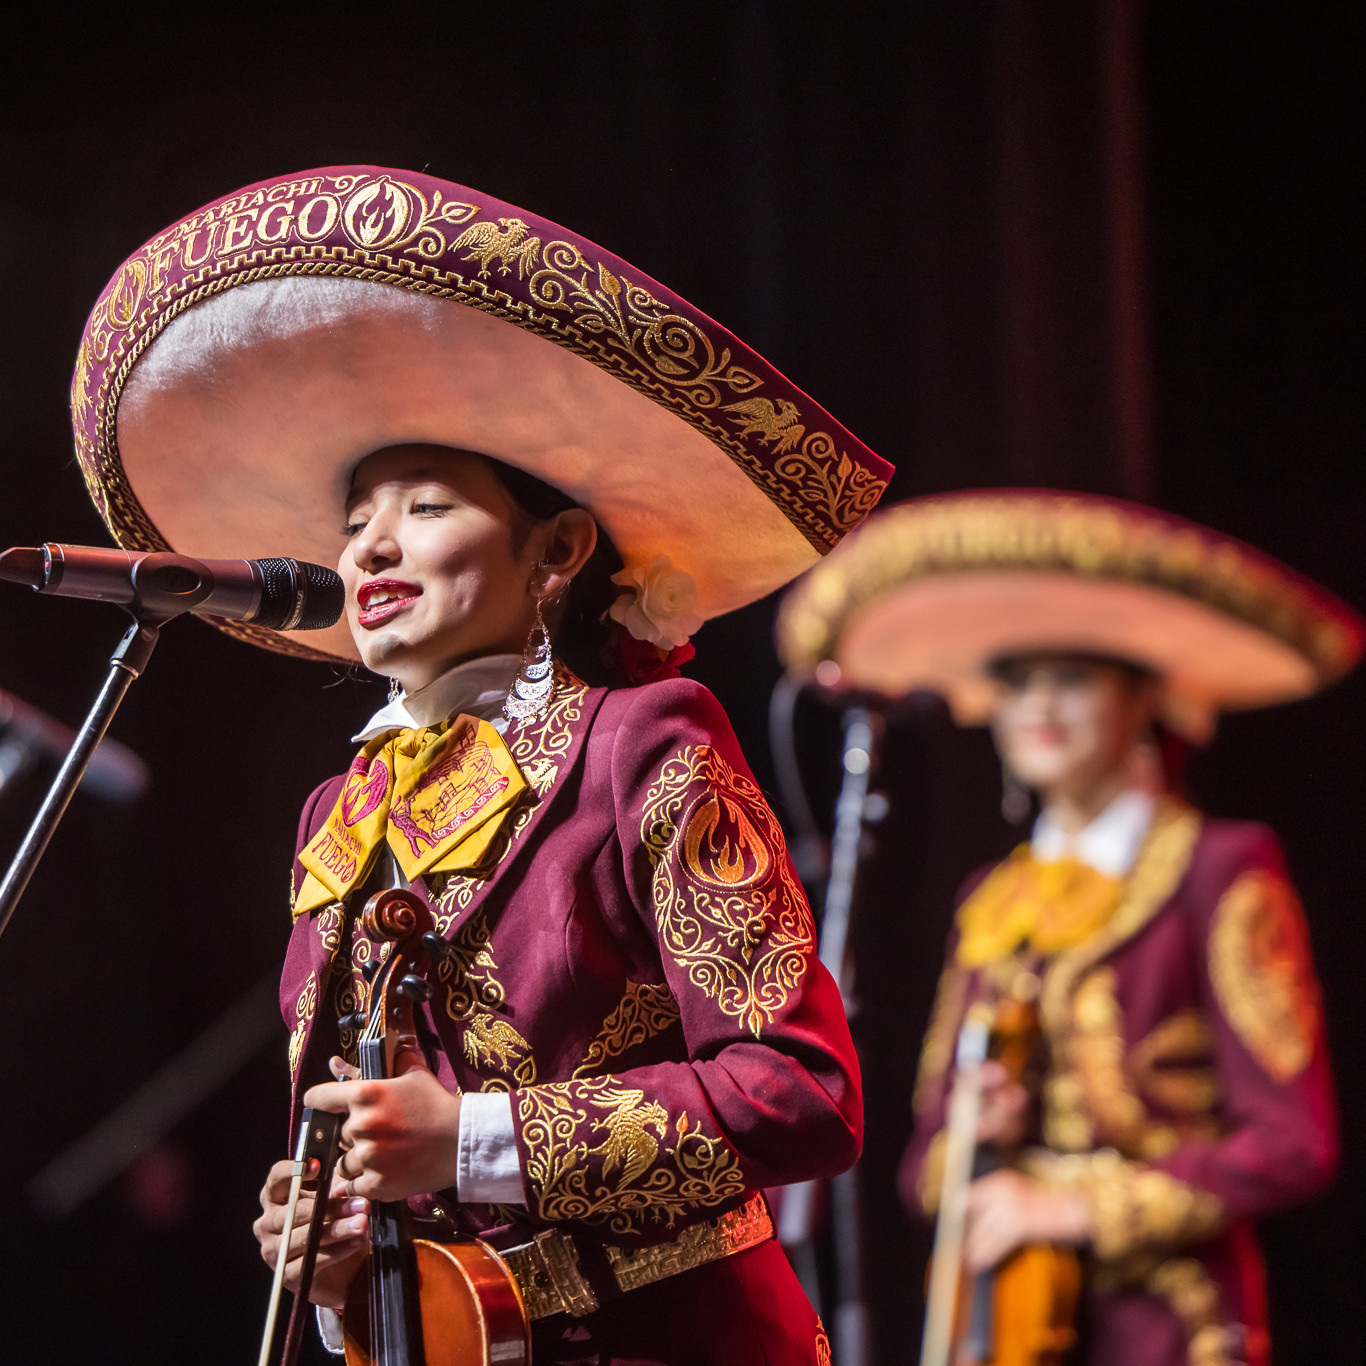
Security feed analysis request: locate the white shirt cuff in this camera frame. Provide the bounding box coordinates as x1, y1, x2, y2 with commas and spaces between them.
317, 1307, 345, 1355
457, 1090, 525, 1205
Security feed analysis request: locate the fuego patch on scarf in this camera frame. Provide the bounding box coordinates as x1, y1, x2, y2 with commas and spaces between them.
294, 715, 528, 917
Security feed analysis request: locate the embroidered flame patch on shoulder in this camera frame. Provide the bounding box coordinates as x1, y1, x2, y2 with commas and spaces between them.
682, 790, 773, 889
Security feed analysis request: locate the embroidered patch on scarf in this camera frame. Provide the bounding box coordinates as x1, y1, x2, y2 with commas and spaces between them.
294, 715, 527, 916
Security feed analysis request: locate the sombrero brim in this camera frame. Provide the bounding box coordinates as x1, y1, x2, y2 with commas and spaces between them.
777, 491, 1363, 734
73, 167, 891, 662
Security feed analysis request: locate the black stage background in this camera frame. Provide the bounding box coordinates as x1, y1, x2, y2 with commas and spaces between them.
0, 6, 1361, 1363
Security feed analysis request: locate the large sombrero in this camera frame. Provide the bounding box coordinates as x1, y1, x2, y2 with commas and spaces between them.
776, 490, 1363, 740
71, 166, 891, 662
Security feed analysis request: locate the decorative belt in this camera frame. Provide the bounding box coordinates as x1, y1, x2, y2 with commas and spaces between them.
495, 1194, 773, 1320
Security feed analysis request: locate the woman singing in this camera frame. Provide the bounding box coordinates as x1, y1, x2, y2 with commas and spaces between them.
777, 490, 1361, 1366
69, 165, 893, 1363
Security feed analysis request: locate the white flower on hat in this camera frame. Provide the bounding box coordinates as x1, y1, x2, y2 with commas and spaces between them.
609, 555, 704, 650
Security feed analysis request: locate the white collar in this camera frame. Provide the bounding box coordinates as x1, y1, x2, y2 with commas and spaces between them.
352, 654, 522, 742
1031, 788, 1156, 878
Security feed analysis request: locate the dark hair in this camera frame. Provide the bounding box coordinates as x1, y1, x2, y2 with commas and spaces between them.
486, 458, 628, 688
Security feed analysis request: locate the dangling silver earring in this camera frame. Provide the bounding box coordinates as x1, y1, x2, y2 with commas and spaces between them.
388, 676, 402, 705
1000, 759, 1032, 824
504, 599, 554, 723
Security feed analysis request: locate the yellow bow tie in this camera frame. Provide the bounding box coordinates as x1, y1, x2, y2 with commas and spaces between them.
293, 715, 528, 918
955, 846, 1124, 968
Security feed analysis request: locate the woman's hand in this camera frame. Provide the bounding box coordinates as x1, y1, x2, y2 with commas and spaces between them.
963, 1169, 1091, 1272
253, 1158, 369, 1309
304, 1055, 463, 1203
975, 1060, 1030, 1146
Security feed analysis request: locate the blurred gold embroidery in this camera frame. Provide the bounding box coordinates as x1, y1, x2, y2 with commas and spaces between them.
518, 1077, 745, 1235
1147, 1258, 1229, 1366
642, 745, 814, 1036
1209, 870, 1320, 1081
1069, 968, 1179, 1160
1130, 1010, 1222, 1116
574, 980, 681, 1079
1041, 800, 1201, 1033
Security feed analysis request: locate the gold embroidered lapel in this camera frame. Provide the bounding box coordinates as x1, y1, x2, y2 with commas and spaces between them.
1040, 798, 1203, 1034
429, 665, 600, 934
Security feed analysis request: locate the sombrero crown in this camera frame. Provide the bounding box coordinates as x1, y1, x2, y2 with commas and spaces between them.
777, 490, 1363, 740
72, 166, 891, 661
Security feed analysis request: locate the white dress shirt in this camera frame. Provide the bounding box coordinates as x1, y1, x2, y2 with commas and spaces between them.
1030, 787, 1156, 877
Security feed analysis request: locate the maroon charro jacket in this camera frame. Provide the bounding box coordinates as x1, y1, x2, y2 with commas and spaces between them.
278, 669, 858, 1364
899, 799, 1337, 1366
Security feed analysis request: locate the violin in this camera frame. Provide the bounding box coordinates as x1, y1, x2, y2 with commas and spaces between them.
258, 888, 531, 1366
919, 989, 1080, 1366
340, 888, 531, 1366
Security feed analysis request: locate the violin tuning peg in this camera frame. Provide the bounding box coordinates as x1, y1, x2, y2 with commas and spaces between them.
395, 974, 434, 1004
361, 958, 381, 980
337, 1010, 366, 1032
420, 931, 451, 960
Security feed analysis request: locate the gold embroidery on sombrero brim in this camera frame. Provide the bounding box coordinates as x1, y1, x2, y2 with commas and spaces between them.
75, 171, 889, 665
777, 492, 1361, 686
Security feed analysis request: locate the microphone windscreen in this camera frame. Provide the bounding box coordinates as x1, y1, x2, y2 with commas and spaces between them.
251, 558, 345, 631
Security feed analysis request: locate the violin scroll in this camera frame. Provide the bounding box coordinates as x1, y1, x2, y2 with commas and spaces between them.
362, 887, 424, 941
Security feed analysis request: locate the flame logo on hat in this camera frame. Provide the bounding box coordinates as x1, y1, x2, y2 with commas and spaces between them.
343, 177, 417, 250
682, 790, 773, 890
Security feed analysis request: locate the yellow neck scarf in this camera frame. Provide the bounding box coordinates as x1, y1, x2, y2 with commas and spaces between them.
293, 715, 528, 918
955, 845, 1124, 968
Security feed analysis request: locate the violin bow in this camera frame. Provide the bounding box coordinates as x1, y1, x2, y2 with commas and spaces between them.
256, 1106, 342, 1366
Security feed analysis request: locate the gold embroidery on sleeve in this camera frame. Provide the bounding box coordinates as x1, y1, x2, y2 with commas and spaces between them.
1081, 1151, 1225, 1262
815, 1320, 833, 1366
642, 745, 815, 1036
573, 980, 682, 1079
518, 1076, 746, 1235
1209, 870, 1321, 1081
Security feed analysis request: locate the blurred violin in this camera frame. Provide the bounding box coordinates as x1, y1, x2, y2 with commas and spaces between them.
919, 989, 1080, 1366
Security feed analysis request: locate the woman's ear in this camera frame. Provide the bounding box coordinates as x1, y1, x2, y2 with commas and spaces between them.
533, 508, 598, 599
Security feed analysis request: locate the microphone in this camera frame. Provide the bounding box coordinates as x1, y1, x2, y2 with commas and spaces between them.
0, 544, 344, 631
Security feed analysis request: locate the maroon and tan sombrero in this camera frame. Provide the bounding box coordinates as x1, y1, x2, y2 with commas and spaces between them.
71, 166, 891, 662
776, 490, 1363, 740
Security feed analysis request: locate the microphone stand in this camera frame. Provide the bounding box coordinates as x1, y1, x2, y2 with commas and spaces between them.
0, 615, 166, 945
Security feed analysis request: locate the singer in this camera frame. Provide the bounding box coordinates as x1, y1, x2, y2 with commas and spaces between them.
69, 166, 893, 1363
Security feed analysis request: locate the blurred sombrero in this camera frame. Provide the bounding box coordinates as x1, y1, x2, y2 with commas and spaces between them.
71, 165, 891, 662
776, 490, 1363, 741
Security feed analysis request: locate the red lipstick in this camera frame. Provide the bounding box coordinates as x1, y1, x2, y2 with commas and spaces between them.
356, 578, 421, 627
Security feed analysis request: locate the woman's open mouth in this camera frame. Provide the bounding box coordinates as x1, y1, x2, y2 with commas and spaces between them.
356, 578, 422, 627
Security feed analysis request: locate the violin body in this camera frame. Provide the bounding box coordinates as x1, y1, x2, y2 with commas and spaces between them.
342, 1237, 530, 1366
952, 1242, 1081, 1366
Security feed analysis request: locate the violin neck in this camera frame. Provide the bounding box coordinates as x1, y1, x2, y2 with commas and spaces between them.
359, 1037, 426, 1366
